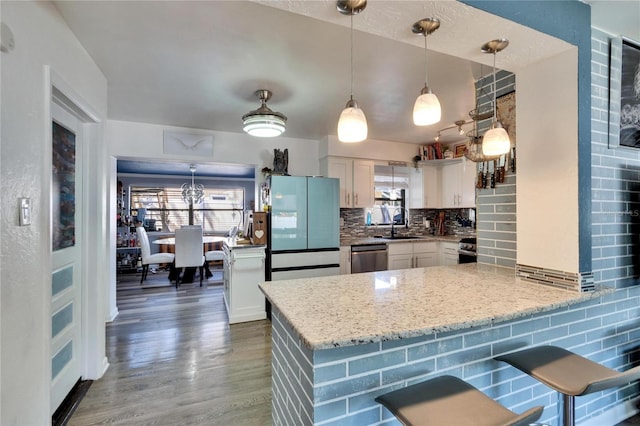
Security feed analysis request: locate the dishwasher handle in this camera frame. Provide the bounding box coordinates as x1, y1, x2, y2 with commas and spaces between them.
351, 243, 388, 252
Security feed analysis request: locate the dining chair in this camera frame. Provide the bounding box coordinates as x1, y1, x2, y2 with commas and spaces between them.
174, 226, 205, 288
136, 226, 175, 284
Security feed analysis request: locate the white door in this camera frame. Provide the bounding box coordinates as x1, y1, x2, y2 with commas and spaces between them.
50, 103, 83, 413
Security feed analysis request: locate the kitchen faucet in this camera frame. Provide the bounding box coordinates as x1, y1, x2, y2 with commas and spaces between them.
390, 207, 409, 238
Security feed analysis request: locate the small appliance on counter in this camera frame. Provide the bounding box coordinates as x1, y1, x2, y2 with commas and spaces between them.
458, 237, 477, 263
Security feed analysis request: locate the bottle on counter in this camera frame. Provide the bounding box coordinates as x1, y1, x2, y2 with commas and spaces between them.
366, 209, 372, 226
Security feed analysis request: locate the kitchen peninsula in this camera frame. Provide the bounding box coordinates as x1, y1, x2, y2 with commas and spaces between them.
260, 264, 610, 425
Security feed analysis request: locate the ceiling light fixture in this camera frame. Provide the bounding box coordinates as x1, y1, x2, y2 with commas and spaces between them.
182, 164, 204, 205
242, 89, 287, 137
457, 120, 466, 136
481, 38, 511, 156
434, 132, 440, 142
412, 18, 441, 126
337, 0, 368, 143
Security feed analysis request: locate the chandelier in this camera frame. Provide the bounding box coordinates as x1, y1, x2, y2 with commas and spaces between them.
181, 164, 204, 205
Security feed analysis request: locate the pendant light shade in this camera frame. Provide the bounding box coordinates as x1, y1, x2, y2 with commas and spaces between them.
337, 0, 367, 143
413, 87, 441, 125
242, 90, 287, 137
412, 18, 441, 126
338, 97, 368, 143
481, 38, 511, 156
482, 122, 510, 156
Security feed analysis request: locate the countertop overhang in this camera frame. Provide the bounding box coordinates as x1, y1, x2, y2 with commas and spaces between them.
259, 264, 610, 350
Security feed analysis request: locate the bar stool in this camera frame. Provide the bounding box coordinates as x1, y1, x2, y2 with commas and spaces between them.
375, 375, 543, 426
496, 345, 640, 426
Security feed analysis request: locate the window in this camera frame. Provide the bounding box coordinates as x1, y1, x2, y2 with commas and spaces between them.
371, 165, 409, 226
130, 186, 244, 233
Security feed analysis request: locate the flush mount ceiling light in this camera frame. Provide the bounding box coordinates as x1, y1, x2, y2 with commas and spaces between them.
481, 38, 511, 156
242, 89, 287, 137
336, 0, 368, 143
412, 18, 441, 126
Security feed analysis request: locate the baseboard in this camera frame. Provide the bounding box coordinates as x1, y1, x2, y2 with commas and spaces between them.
580, 397, 640, 426
100, 356, 110, 377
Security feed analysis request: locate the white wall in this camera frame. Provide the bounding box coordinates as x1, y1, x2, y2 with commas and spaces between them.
517, 48, 580, 273
0, 2, 107, 424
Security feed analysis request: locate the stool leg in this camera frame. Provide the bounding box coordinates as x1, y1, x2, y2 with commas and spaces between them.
559, 394, 574, 426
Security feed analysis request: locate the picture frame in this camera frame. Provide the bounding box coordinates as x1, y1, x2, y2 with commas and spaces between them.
454, 143, 466, 157
496, 90, 516, 147
608, 36, 640, 149
163, 131, 214, 156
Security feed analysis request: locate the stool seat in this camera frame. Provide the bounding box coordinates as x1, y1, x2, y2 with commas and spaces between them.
374, 375, 543, 426
496, 345, 640, 426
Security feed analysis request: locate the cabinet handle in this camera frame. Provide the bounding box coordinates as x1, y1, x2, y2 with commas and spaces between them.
355, 193, 358, 205
347, 193, 350, 205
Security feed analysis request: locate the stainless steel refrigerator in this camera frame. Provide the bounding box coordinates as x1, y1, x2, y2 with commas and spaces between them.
265, 175, 340, 281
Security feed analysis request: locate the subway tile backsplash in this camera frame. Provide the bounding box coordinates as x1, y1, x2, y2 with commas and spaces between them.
340, 208, 475, 242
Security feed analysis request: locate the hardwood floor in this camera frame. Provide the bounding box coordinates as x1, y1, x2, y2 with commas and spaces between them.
69, 270, 272, 425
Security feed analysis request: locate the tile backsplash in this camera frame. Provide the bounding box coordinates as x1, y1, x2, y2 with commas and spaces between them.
340, 208, 475, 241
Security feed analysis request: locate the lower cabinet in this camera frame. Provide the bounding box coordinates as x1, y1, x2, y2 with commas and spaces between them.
440, 241, 459, 265
340, 246, 351, 275
388, 242, 437, 270
223, 244, 266, 324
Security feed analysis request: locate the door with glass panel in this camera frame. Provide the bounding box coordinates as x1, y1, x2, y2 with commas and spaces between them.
50, 102, 83, 413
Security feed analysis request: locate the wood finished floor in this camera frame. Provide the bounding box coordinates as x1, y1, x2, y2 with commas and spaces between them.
69, 270, 272, 425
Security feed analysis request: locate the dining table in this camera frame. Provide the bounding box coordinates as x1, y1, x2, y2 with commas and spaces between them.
152, 235, 229, 283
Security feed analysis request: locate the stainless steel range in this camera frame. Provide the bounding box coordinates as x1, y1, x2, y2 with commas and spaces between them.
458, 237, 477, 263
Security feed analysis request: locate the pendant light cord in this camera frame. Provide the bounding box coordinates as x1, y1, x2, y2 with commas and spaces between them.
424, 34, 428, 86
350, 13, 354, 99
492, 51, 497, 124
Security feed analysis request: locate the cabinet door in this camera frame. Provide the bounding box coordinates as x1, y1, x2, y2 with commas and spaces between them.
327, 158, 353, 208
352, 159, 374, 208
459, 161, 477, 208
388, 254, 413, 270
423, 165, 440, 208
415, 252, 438, 268
441, 163, 459, 208
440, 242, 459, 266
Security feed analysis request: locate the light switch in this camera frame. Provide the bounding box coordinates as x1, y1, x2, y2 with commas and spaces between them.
19, 198, 31, 226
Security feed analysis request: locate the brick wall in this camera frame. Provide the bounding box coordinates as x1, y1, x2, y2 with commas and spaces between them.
475, 70, 518, 268
591, 28, 640, 290
271, 287, 640, 426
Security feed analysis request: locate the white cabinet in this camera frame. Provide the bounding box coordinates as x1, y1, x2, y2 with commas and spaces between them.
340, 246, 351, 275
413, 241, 438, 268
439, 241, 459, 266
441, 161, 476, 208
422, 165, 441, 209
388, 241, 437, 270
324, 157, 374, 208
223, 244, 266, 324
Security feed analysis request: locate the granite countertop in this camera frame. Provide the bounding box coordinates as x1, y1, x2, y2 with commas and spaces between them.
259, 263, 609, 350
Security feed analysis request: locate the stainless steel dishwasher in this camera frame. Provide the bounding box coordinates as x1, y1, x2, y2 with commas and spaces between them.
351, 243, 388, 273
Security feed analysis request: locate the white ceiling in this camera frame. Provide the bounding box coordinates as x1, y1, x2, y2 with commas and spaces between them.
53, 0, 638, 146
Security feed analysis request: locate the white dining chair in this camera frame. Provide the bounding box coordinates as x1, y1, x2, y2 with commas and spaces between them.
136, 226, 175, 284
174, 226, 205, 287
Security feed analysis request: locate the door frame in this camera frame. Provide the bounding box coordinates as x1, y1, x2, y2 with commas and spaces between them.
45, 68, 108, 395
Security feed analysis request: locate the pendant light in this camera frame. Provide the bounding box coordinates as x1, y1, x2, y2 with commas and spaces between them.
242, 89, 287, 137
337, 0, 367, 143
412, 18, 441, 126
481, 39, 511, 156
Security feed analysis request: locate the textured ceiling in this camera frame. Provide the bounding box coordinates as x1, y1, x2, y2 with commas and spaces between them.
54, 0, 576, 147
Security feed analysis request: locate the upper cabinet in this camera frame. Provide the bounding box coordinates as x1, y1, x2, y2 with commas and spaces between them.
323, 157, 374, 208
421, 159, 476, 209
440, 161, 476, 208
